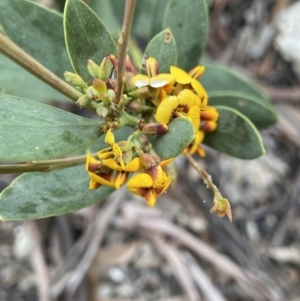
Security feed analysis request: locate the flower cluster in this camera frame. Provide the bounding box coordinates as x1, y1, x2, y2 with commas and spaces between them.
86, 129, 172, 207
132, 58, 219, 156
84, 56, 219, 207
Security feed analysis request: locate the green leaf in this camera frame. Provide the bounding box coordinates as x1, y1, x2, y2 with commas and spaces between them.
0, 94, 102, 162
201, 61, 269, 102
0, 165, 114, 221
163, 0, 208, 71
0, 54, 70, 103
208, 91, 277, 129
204, 106, 265, 159
64, 0, 117, 82
149, 118, 195, 160
89, 0, 121, 35
0, 0, 71, 78
144, 29, 177, 73
201, 61, 277, 128
149, 0, 169, 38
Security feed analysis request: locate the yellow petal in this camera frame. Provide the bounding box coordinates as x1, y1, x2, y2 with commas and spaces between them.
127, 173, 153, 189
191, 79, 205, 99
187, 130, 205, 155
146, 57, 159, 77
132, 74, 150, 88
196, 145, 206, 157
156, 175, 171, 196
201, 121, 217, 132
200, 106, 219, 121
177, 89, 195, 109
102, 158, 123, 171
88, 171, 115, 188
188, 66, 205, 79
86, 153, 100, 172
160, 158, 174, 167
89, 178, 101, 190
124, 157, 143, 172
114, 171, 128, 189
188, 105, 201, 134
195, 130, 205, 144
155, 95, 179, 124
149, 74, 175, 88
98, 148, 113, 159
112, 144, 125, 169
145, 189, 157, 207
170, 66, 191, 84
105, 129, 115, 145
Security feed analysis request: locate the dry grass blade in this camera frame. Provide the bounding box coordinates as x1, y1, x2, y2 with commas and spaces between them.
114, 203, 282, 301
27, 221, 50, 301
183, 251, 226, 301
50, 188, 126, 297
152, 236, 201, 301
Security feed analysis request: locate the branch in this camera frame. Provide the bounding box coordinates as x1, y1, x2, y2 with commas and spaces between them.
0, 153, 98, 174
115, 0, 137, 104
0, 33, 96, 112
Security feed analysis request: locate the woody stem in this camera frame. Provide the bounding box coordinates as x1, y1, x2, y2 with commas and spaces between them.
115, 0, 137, 104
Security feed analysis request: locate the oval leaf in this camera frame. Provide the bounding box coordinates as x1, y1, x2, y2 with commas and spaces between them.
201, 61, 270, 103
163, 0, 208, 71
144, 29, 177, 73
0, 54, 70, 103
64, 0, 117, 82
0, 165, 114, 221
204, 106, 265, 159
208, 91, 277, 128
148, 118, 195, 160
0, 0, 71, 78
0, 94, 102, 162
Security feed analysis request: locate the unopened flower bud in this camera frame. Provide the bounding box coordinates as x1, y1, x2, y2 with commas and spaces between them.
96, 104, 108, 118
200, 121, 217, 132
129, 87, 150, 99
76, 94, 91, 108
125, 55, 136, 74
92, 78, 107, 93
64, 72, 87, 90
86, 86, 99, 100
200, 107, 219, 121
146, 57, 159, 77
139, 153, 156, 170
87, 60, 99, 78
98, 56, 114, 81
142, 123, 168, 135
107, 89, 115, 100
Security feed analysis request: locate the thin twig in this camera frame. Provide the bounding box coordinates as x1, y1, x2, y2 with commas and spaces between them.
0, 152, 98, 174
185, 153, 232, 221
0, 33, 96, 112
115, 0, 137, 104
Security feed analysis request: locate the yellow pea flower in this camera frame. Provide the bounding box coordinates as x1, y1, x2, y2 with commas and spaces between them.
155, 89, 200, 125
170, 65, 208, 105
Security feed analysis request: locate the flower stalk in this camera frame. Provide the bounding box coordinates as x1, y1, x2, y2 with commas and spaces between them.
185, 153, 232, 222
